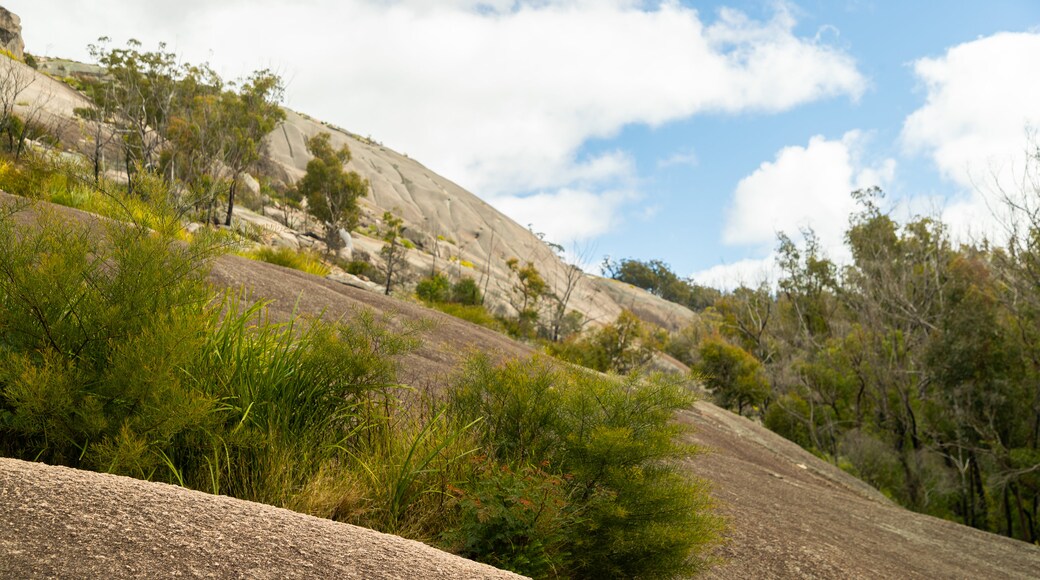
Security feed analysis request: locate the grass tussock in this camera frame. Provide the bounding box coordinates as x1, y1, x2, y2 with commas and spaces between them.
240, 245, 331, 277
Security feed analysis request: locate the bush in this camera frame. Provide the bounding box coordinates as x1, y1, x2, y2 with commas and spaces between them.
451, 277, 482, 306
445, 355, 722, 578
344, 258, 385, 284
0, 201, 428, 513
416, 273, 451, 303
547, 310, 657, 375
694, 335, 770, 416
0, 202, 222, 469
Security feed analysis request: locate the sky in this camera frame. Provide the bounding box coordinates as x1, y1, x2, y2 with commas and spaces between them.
10, 0, 1040, 287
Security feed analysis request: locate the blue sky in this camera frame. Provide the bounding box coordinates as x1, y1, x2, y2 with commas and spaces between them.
11, 0, 1040, 287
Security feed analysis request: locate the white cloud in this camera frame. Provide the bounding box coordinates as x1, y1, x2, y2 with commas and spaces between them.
491, 188, 640, 244
902, 32, 1040, 191
899, 32, 1040, 245
723, 131, 895, 254
657, 149, 699, 169
691, 256, 777, 291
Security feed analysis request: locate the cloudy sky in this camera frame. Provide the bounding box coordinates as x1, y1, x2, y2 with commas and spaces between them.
11, 0, 1040, 286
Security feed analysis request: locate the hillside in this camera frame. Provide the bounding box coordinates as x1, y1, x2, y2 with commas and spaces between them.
8, 51, 696, 335
4, 196, 1040, 577
4, 11, 1040, 577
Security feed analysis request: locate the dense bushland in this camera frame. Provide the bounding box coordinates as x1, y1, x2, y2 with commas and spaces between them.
665, 184, 1040, 543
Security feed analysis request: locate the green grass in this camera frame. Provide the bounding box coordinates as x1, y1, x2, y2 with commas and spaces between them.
430, 302, 504, 332
241, 246, 331, 276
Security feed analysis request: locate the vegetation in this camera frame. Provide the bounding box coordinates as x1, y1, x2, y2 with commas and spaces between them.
416, 273, 483, 307
80, 38, 285, 222
445, 356, 721, 578
603, 257, 721, 312
0, 151, 722, 575
505, 258, 547, 338
241, 246, 330, 277
295, 131, 368, 251
379, 211, 407, 295
548, 310, 660, 375
663, 182, 1040, 543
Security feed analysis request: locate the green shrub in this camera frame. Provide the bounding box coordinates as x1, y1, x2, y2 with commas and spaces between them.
242, 246, 330, 276
547, 310, 658, 375
451, 277, 482, 306
0, 203, 222, 468
344, 258, 385, 283
445, 355, 722, 578
447, 458, 569, 578
695, 335, 770, 416
416, 273, 451, 303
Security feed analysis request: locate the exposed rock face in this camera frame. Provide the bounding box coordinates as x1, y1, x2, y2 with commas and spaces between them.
266, 110, 698, 333
0, 6, 24, 60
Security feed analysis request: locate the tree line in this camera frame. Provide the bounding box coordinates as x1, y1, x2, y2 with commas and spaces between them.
663, 183, 1040, 543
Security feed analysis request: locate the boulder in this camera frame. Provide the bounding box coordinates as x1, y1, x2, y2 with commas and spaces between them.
0, 7, 24, 60
336, 228, 353, 261
240, 172, 260, 197
272, 231, 299, 250
326, 272, 382, 293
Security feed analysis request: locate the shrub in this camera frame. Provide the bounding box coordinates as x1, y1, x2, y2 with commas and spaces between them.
344, 258, 385, 284
0, 202, 222, 468
547, 310, 658, 375
416, 273, 451, 303
694, 335, 770, 416
445, 355, 722, 578
451, 277, 482, 306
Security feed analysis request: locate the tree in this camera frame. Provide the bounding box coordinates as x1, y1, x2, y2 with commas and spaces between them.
88, 38, 183, 195
296, 132, 368, 251
695, 335, 770, 416
549, 310, 659, 374
380, 211, 405, 296
220, 70, 284, 225
602, 256, 720, 311
505, 258, 546, 336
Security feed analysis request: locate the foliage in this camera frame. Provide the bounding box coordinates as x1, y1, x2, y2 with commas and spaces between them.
505, 258, 546, 338
694, 335, 771, 417
416, 273, 451, 303
691, 180, 1040, 543
417, 273, 483, 308
296, 131, 368, 249
379, 211, 406, 295
603, 257, 721, 312
241, 246, 330, 277
445, 355, 722, 578
548, 310, 659, 375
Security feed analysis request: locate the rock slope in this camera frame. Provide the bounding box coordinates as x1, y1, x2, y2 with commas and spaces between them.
0, 458, 524, 580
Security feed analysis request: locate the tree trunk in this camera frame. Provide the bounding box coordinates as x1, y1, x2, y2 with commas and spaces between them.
224, 177, 237, 227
